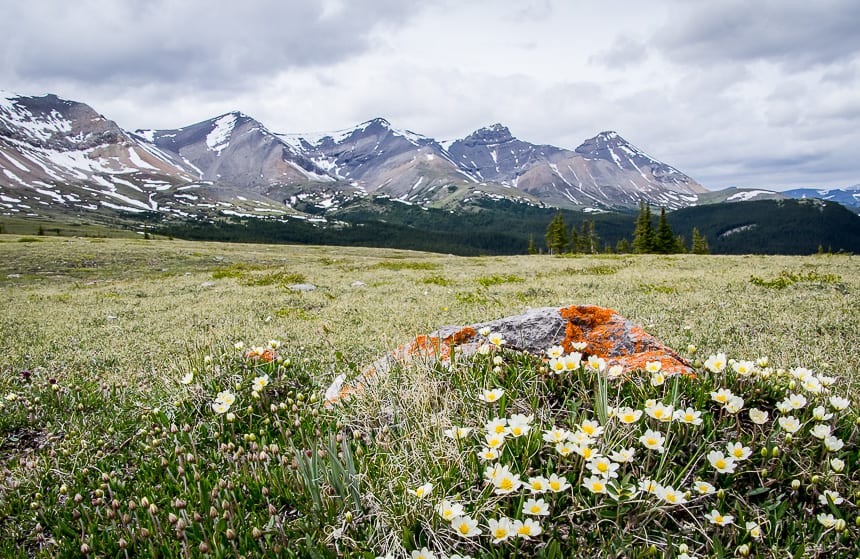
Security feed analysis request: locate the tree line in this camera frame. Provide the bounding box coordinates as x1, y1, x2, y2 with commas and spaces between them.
542, 202, 709, 255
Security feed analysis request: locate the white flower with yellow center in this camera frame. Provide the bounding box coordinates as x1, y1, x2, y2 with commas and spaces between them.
548, 357, 566, 374
609, 447, 636, 463
616, 407, 643, 424
180, 372, 194, 385
485, 417, 507, 435
571, 341, 588, 351
488, 332, 505, 347
705, 509, 734, 526
547, 473, 571, 493
478, 326, 491, 337
673, 407, 703, 425
790, 366, 814, 381
410, 482, 433, 499
546, 345, 565, 358
443, 426, 473, 440
513, 518, 543, 539
748, 408, 769, 425
694, 480, 715, 495
451, 515, 481, 538
607, 364, 624, 379
478, 447, 499, 461
488, 517, 515, 543
484, 432, 506, 450
252, 375, 269, 392
436, 499, 465, 522
411, 547, 435, 559
586, 355, 607, 373
542, 427, 570, 444
639, 429, 666, 453
819, 490, 843, 506
582, 475, 608, 494
492, 469, 522, 495
782, 393, 808, 410
810, 423, 831, 440
656, 484, 687, 505
746, 521, 762, 539
817, 512, 836, 528
527, 476, 549, 493
818, 374, 836, 387
638, 478, 661, 495
555, 441, 576, 457
707, 450, 737, 473
564, 353, 583, 371
645, 360, 662, 373
733, 360, 755, 376
777, 415, 801, 433
234, 341, 245, 350
477, 344, 492, 355
567, 430, 596, 445
710, 388, 734, 405
587, 456, 620, 479
479, 388, 505, 403
215, 390, 236, 406
829, 395, 850, 411
801, 376, 822, 394
812, 406, 833, 421
824, 435, 844, 452
579, 419, 604, 438
704, 353, 727, 373
650, 371, 666, 387
830, 457, 845, 472
212, 401, 230, 414
573, 443, 600, 460
646, 402, 674, 422
507, 414, 533, 437
724, 395, 744, 414
726, 442, 751, 460
523, 497, 549, 516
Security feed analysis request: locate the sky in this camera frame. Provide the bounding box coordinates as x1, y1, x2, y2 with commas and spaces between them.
1, 0, 858, 191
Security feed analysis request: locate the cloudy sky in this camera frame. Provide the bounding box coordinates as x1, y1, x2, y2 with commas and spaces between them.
2, 0, 858, 191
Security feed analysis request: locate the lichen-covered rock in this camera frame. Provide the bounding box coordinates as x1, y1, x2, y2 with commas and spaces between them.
325, 305, 693, 405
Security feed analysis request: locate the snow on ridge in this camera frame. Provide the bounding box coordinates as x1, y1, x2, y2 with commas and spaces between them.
206, 114, 237, 154
727, 189, 773, 202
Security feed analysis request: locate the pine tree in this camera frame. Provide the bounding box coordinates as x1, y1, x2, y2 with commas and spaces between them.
569, 226, 580, 254
616, 238, 631, 253
691, 227, 710, 254
654, 207, 676, 254
674, 235, 687, 253
580, 220, 600, 254
544, 212, 569, 254
527, 235, 537, 255
632, 202, 655, 253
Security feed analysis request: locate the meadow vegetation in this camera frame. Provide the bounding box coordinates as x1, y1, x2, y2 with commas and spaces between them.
0, 236, 858, 558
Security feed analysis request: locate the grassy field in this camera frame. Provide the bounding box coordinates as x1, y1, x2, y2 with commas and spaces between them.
0, 236, 858, 557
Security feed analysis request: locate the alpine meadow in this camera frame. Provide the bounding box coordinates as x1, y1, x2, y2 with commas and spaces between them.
1, 235, 858, 558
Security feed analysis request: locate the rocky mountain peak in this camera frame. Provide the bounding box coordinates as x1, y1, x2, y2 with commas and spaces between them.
463, 123, 514, 145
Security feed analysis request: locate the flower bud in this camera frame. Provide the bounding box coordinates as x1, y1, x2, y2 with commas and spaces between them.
737, 544, 750, 556
791, 479, 801, 490
771, 446, 780, 458
252, 527, 263, 539
834, 518, 846, 532
226, 528, 235, 540
811, 475, 820, 484
80, 543, 91, 555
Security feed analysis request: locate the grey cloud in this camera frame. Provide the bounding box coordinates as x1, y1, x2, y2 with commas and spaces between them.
655, 0, 860, 70
0, 0, 425, 90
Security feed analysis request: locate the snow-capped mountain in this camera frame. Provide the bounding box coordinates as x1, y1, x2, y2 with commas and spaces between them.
783, 185, 860, 213
1, 91, 710, 222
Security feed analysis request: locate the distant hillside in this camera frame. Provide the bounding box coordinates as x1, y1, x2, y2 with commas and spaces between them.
667, 198, 860, 254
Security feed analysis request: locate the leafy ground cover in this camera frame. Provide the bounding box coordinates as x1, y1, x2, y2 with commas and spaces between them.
0, 236, 858, 557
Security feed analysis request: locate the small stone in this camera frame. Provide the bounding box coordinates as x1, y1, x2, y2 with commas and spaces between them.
199, 281, 216, 288
288, 283, 316, 291
350, 281, 367, 288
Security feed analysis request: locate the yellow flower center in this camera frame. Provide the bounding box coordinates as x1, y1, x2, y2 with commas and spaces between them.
416, 489, 425, 497
500, 478, 513, 490
518, 526, 531, 536
459, 524, 470, 535
733, 450, 743, 458
494, 528, 507, 539
666, 493, 677, 503
716, 395, 727, 402
715, 515, 724, 523
530, 505, 541, 513
593, 482, 604, 492
550, 481, 560, 490
646, 438, 657, 446
531, 482, 543, 490
654, 410, 664, 419
582, 448, 593, 458
512, 427, 522, 436
597, 462, 608, 472
583, 425, 595, 434
685, 413, 694, 421
715, 459, 726, 469
623, 414, 635, 422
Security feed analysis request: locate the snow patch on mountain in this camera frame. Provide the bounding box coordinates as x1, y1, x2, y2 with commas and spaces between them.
206, 114, 237, 155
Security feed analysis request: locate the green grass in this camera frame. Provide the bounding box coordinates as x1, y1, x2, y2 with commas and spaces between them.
0, 235, 858, 557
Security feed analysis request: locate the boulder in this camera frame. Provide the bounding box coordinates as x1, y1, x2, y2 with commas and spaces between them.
325, 305, 693, 405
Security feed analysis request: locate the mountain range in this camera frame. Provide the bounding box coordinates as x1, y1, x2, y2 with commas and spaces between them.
1, 91, 858, 255
1, 91, 714, 221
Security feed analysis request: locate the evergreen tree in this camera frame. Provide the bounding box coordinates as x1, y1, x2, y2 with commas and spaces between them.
674, 235, 687, 254
527, 235, 537, 255
569, 226, 580, 254
616, 238, 631, 253
691, 227, 710, 254
632, 202, 655, 253
580, 220, 600, 254
654, 207, 676, 254
544, 212, 569, 254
